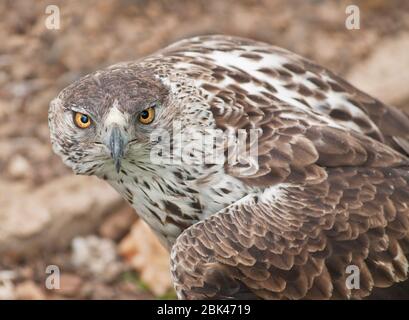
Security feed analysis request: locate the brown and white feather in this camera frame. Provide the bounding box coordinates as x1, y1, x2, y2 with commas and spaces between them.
49, 35, 409, 299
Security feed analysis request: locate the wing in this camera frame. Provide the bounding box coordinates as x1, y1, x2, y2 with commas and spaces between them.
160, 35, 409, 299
156, 35, 409, 187
171, 166, 409, 299
159, 35, 409, 157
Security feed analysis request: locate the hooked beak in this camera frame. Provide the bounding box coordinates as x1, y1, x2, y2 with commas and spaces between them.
107, 126, 127, 173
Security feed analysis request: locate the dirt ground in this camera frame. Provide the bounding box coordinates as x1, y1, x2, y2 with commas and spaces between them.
0, 0, 409, 299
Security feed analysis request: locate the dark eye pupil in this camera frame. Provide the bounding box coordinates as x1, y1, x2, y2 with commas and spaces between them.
140, 110, 149, 119
80, 115, 88, 123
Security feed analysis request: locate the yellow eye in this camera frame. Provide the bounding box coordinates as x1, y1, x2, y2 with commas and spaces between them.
74, 112, 92, 129
138, 107, 155, 124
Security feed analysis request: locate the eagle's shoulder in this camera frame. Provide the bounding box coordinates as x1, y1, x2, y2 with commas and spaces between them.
148, 35, 409, 187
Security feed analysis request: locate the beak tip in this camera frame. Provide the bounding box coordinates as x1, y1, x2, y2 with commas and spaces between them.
115, 159, 121, 173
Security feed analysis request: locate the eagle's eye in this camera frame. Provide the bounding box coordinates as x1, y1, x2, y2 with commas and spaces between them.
74, 112, 92, 129
138, 106, 155, 124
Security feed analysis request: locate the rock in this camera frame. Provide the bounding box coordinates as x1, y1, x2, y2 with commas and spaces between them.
7, 154, 32, 180
15, 281, 45, 300
0, 175, 124, 257
82, 282, 116, 300
118, 220, 172, 297
17, 267, 34, 280
347, 32, 409, 106
99, 206, 137, 241
0, 271, 17, 300
58, 274, 83, 297
71, 235, 123, 281
0, 280, 15, 300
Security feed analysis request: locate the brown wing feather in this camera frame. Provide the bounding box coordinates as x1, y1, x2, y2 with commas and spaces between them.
161, 35, 409, 157
161, 35, 409, 299
298, 57, 409, 155
223, 101, 408, 187
171, 166, 409, 299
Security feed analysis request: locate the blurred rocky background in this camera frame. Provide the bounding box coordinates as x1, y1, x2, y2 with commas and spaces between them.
0, 0, 408, 299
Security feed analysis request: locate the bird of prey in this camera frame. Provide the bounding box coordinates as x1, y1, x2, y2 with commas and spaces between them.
49, 35, 409, 299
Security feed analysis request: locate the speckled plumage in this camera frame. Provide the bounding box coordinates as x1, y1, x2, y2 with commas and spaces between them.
49, 35, 409, 299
